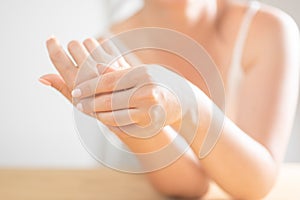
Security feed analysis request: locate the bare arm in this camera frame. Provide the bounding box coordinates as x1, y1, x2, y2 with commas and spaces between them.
129, 9, 299, 199
40, 38, 210, 198
113, 126, 210, 198
185, 9, 299, 199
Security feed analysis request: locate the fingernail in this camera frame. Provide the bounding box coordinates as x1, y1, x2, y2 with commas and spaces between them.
76, 103, 83, 111
46, 36, 60, 48
39, 78, 51, 86
47, 35, 55, 41
72, 89, 82, 97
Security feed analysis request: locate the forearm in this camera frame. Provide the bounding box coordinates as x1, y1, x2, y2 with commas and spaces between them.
200, 117, 277, 199
187, 91, 278, 199
119, 126, 209, 198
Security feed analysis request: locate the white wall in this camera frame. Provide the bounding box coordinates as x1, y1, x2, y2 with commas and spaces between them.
0, 0, 299, 168
0, 0, 108, 168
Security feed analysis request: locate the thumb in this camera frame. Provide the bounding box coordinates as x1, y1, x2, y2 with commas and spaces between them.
39, 74, 72, 101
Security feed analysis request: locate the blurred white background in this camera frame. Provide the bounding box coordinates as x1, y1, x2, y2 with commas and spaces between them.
0, 0, 299, 168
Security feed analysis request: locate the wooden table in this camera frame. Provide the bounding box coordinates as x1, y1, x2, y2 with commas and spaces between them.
0, 164, 299, 200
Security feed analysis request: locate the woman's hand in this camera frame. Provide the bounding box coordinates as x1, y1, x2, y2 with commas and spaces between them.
40, 36, 128, 101
41, 36, 197, 139
72, 64, 195, 137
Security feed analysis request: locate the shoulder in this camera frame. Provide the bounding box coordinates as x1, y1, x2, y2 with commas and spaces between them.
254, 3, 299, 44
244, 2, 299, 69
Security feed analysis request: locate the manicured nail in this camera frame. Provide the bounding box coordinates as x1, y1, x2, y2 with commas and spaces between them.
76, 103, 83, 111
39, 78, 51, 86
72, 89, 82, 97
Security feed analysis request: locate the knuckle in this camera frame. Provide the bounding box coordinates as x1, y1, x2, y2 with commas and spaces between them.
102, 75, 115, 89
104, 96, 112, 110
135, 84, 159, 105
78, 81, 95, 97
50, 49, 64, 62
148, 85, 160, 104
128, 91, 136, 106
87, 80, 97, 94
83, 85, 93, 96
144, 72, 152, 82
137, 112, 151, 126
85, 99, 94, 113
104, 113, 117, 126
83, 84, 93, 96
141, 66, 151, 80
127, 69, 139, 85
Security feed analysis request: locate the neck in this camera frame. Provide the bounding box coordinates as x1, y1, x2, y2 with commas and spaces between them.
142, 0, 225, 31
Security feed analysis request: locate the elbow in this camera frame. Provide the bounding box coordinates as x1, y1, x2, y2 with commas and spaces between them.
229, 171, 278, 199
231, 183, 274, 200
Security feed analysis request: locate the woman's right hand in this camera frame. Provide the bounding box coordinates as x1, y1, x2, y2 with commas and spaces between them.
40, 36, 129, 102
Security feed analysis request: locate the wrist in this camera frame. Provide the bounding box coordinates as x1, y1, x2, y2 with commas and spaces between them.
111, 126, 174, 154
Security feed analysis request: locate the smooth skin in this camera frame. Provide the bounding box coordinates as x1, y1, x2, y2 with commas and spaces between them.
40, 0, 300, 199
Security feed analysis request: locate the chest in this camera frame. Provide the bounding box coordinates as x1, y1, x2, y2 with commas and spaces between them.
122, 35, 236, 98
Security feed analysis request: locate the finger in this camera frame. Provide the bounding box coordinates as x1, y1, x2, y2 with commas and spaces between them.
67, 39, 102, 85
102, 38, 121, 57
67, 40, 90, 67
77, 84, 158, 113
39, 74, 72, 101
96, 63, 115, 75
83, 38, 110, 62
102, 39, 130, 69
77, 89, 137, 113
83, 38, 113, 66
75, 56, 99, 86
95, 109, 143, 127
83, 38, 115, 74
83, 38, 99, 53
72, 68, 140, 98
46, 37, 77, 89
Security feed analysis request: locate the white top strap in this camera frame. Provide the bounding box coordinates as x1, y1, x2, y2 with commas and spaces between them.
226, 1, 261, 119
230, 1, 261, 68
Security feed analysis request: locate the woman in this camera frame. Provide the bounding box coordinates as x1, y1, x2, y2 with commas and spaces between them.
39, 0, 299, 198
